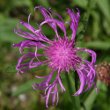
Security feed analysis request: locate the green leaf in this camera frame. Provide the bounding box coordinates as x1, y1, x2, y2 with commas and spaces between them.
12, 0, 33, 7
77, 41, 110, 50
12, 79, 38, 96
86, 41, 110, 50
91, 11, 100, 39
35, 0, 49, 7
96, 0, 110, 21
84, 81, 106, 110
0, 17, 24, 43
103, 19, 110, 35
73, 0, 88, 8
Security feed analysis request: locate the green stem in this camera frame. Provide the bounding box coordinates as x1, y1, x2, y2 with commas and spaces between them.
84, 81, 102, 110
65, 72, 80, 110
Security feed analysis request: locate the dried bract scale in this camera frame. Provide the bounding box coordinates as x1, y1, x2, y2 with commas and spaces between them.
95, 62, 110, 85
14, 6, 96, 107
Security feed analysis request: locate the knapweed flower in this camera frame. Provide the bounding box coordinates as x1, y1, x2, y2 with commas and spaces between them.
96, 62, 110, 85
14, 6, 96, 107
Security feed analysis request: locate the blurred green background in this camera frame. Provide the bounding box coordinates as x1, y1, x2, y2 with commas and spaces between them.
0, 0, 110, 110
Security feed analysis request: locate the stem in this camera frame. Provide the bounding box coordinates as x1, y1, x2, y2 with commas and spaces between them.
65, 72, 80, 110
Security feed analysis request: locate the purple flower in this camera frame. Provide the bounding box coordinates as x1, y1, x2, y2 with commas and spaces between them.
14, 6, 96, 107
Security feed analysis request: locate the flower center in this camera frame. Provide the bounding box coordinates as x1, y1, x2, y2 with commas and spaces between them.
45, 39, 76, 71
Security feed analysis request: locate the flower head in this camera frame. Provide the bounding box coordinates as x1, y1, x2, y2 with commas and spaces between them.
96, 62, 110, 85
14, 6, 96, 107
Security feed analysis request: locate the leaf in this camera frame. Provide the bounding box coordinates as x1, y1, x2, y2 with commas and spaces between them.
91, 11, 100, 39
73, 0, 88, 8
12, 0, 33, 7
96, 0, 110, 21
35, 0, 49, 7
0, 17, 24, 43
103, 19, 110, 35
12, 79, 38, 96
86, 41, 110, 50
77, 41, 110, 50
84, 81, 106, 110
